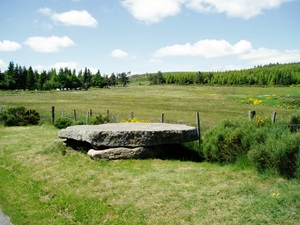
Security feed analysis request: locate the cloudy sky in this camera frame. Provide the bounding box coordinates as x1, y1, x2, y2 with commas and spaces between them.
1, 0, 299, 74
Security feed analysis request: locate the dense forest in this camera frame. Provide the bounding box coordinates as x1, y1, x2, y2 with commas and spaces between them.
1, 61, 300, 91
0, 62, 130, 90
147, 62, 300, 86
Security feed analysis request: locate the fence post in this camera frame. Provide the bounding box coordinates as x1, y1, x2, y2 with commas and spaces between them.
131, 112, 134, 119
51, 106, 55, 124
161, 112, 164, 123
107, 110, 110, 116
248, 110, 256, 121
196, 112, 201, 146
272, 111, 277, 123
74, 109, 77, 122
90, 109, 93, 117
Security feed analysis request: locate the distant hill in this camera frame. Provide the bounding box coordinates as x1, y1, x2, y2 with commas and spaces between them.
130, 62, 300, 86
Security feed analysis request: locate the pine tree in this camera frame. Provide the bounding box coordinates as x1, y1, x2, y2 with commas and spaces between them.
83, 67, 92, 90
26, 66, 35, 90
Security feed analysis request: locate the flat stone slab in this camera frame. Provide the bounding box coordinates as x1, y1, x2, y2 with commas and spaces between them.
58, 123, 198, 149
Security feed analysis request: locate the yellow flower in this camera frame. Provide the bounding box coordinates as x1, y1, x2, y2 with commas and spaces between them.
122, 117, 150, 123
253, 99, 263, 105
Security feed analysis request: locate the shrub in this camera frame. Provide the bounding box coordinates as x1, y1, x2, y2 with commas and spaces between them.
54, 117, 73, 129
201, 119, 255, 163
289, 114, 300, 132
0, 106, 40, 126
248, 127, 300, 178
253, 115, 270, 127
91, 114, 112, 125
201, 117, 300, 179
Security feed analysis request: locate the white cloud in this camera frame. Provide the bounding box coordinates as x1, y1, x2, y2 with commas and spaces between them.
53, 62, 80, 70
240, 48, 300, 65
185, 0, 290, 19
111, 49, 129, 58
38, 8, 98, 28
37, 7, 53, 16
33, 62, 99, 74
24, 36, 75, 53
153, 39, 252, 58
122, 0, 290, 23
0, 40, 22, 51
153, 38, 300, 66
0, 59, 7, 71
122, 0, 183, 23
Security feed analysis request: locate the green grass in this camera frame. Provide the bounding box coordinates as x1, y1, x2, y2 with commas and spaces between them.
0, 125, 300, 224
1, 85, 299, 129
1, 86, 300, 224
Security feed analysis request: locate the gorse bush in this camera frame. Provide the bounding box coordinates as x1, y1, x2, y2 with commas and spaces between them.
289, 114, 300, 132
91, 114, 114, 125
201, 119, 254, 163
248, 127, 300, 178
54, 117, 73, 129
253, 115, 271, 127
201, 117, 300, 179
0, 106, 40, 126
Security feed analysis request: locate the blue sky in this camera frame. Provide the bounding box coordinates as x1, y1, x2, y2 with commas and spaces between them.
1, 0, 299, 75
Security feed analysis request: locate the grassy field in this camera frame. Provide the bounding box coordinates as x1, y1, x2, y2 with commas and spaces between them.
1, 85, 300, 224
0, 85, 299, 129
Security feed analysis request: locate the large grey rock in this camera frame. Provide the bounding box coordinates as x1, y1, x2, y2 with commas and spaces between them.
58, 123, 198, 149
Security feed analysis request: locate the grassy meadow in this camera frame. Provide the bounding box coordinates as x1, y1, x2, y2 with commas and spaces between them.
1, 85, 300, 224
0, 85, 299, 128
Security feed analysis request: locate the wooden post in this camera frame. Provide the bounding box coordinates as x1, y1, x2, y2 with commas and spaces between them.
51, 106, 55, 124
196, 112, 201, 146
272, 111, 277, 123
90, 109, 92, 117
131, 112, 134, 119
107, 110, 110, 116
74, 109, 77, 122
248, 110, 256, 121
161, 112, 164, 123
0, 107, 3, 113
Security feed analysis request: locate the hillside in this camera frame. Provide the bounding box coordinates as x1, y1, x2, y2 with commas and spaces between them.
131, 62, 300, 86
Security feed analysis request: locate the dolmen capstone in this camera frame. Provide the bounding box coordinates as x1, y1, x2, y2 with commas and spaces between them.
58, 123, 198, 160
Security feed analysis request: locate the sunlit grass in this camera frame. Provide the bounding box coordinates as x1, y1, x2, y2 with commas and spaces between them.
0, 85, 299, 129
0, 125, 300, 224
1, 86, 300, 224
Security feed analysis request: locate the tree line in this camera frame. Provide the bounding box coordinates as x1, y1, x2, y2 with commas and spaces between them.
147, 62, 300, 86
0, 62, 130, 91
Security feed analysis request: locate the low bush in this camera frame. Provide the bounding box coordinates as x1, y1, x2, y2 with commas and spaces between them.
54, 117, 73, 129
201, 117, 300, 179
289, 114, 300, 132
201, 119, 254, 163
248, 126, 300, 178
0, 106, 40, 126
91, 114, 112, 125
